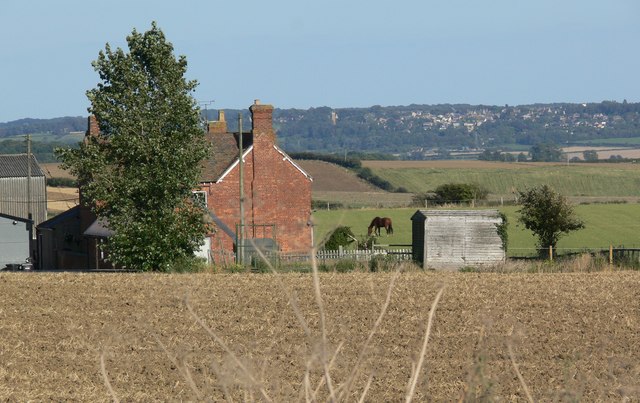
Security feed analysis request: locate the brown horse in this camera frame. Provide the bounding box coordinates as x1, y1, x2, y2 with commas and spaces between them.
367, 216, 393, 236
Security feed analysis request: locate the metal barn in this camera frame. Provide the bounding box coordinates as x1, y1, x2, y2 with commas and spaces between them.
0, 154, 47, 227
411, 209, 505, 270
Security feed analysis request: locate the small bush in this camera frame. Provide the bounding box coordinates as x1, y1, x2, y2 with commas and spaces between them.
47, 177, 78, 187
167, 256, 209, 273
369, 254, 397, 272
323, 226, 356, 250
335, 259, 357, 273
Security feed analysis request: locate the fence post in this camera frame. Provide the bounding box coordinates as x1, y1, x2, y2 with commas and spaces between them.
609, 244, 613, 270
339, 245, 343, 257
549, 245, 553, 262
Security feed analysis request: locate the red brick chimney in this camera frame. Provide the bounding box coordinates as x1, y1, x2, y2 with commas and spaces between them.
250, 99, 275, 146
87, 115, 100, 137
207, 110, 227, 134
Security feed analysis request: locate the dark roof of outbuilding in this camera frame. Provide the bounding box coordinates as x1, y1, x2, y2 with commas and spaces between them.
0, 154, 45, 178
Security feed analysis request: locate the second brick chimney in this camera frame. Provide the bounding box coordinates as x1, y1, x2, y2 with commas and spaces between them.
207, 110, 227, 134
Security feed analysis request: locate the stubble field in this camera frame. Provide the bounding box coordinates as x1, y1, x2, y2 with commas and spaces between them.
1, 271, 639, 401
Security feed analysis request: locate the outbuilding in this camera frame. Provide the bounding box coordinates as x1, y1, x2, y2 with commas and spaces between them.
0, 154, 47, 227
411, 209, 506, 270
0, 212, 33, 269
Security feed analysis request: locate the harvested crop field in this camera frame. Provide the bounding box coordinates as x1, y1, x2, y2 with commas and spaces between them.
297, 160, 377, 192
1, 271, 639, 401
46, 186, 79, 212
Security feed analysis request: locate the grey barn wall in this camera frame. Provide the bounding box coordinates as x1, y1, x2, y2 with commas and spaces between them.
0, 177, 47, 226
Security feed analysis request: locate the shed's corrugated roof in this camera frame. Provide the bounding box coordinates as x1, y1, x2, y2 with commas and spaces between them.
0, 154, 45, 178
412, 209, 501, 220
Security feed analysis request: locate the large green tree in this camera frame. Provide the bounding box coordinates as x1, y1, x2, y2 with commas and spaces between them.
58, 23, 209, 271
517, 185, 584, 254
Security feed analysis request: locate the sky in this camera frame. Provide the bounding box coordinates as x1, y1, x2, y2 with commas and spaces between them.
1, 0, 639, 122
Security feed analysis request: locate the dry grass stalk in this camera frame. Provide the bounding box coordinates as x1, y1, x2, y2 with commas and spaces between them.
309, 246, 337, 401
338, 270, 400, 400
507, 342, 534, 403
99, 350, 119, 403
152, 333, 203, 400
184, 294, 273, 403
405, 285, 445, 403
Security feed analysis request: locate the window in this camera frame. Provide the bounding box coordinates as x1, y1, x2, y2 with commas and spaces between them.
191, 191, 207, 209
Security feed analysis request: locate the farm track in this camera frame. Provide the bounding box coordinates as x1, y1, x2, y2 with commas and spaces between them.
1, 271, 638, 401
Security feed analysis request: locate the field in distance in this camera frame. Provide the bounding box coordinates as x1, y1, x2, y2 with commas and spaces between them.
363, 160, 640, 201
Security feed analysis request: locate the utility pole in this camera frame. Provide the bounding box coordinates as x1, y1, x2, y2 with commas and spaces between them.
238, 113, 245, 265
26, 134, 32, 222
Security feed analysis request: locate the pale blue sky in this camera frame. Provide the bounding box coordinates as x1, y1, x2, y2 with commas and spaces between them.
1, 0, 638, 122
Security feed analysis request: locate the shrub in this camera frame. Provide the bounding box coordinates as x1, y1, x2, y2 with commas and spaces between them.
47, 177, 78, 187
323, 226, 356, 250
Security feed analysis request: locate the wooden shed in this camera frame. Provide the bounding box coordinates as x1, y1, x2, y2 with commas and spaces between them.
411, 209, 505, 270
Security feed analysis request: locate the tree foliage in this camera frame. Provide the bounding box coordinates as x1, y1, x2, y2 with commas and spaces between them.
57, 23, 209, 271
582, 150, 598, 161
412, 183, 489, 206
323, 226, 356, 250
529, 142, 564, 162
517, 185, 584, 252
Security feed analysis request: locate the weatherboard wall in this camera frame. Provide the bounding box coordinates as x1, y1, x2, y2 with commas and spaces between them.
412, 210, 505, 270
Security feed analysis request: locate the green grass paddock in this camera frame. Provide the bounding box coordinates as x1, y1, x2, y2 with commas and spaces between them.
370, 164, 640, 197
312, 204, 640, 257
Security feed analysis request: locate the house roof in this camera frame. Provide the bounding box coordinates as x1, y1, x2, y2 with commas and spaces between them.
200, 131, 312, 183
200, 132, 253, 182
0, 154, 45, 178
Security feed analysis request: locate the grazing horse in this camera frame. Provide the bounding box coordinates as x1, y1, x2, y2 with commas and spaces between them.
367, 216, 394, 236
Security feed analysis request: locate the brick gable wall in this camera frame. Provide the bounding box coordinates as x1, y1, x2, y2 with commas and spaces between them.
201, 102, 312, 261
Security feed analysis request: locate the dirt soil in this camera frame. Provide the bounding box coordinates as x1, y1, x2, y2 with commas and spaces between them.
0, 271, 638, 401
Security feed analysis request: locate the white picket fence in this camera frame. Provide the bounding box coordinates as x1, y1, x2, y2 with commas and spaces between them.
273, 247, 413, 263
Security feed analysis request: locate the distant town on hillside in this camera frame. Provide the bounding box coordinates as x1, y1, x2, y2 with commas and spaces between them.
1, 100, 639, 161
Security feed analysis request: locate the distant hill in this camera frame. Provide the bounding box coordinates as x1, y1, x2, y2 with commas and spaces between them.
3, 101, 640, 157
0, 116, 85, 138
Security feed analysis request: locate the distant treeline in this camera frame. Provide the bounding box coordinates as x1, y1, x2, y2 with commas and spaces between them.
0, 139, 79, 163
207, 101, 640, 154
3, 101, 640, 155
0, 116, 85, 137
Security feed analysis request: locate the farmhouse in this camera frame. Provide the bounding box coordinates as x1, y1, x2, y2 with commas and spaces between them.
199, 101, 313, 262
37, 100, 312, 269
0, 154, 47, 227
411, 209, 505, 270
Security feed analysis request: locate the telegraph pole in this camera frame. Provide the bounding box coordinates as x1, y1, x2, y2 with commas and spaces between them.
26, 134, 32, 222
238, 113, 245, 264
